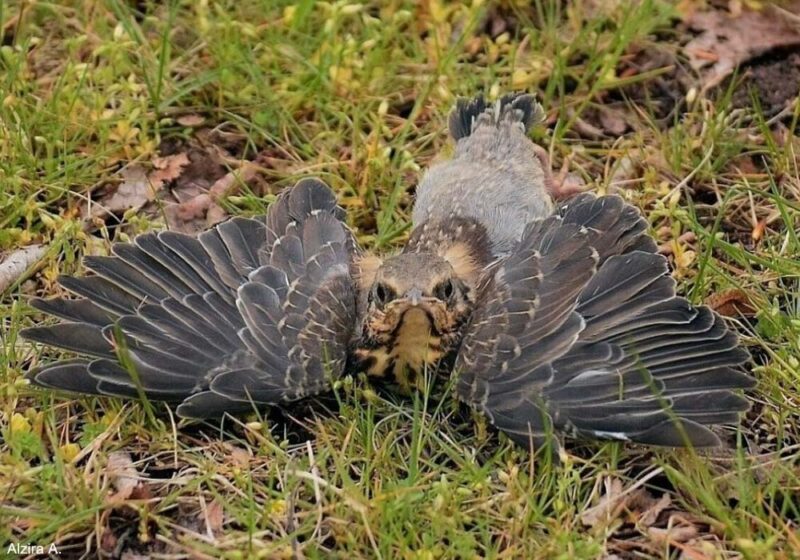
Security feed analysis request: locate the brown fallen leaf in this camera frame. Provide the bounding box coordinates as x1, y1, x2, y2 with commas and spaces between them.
91, 153, 190, 219
591, 474, 723, 558
705, 288, 757, 317
580, 478, 628, 529
647, 522, 699, 545
150, 152, 191, 188
129, 481, 154, 501
684, 6, 800, 91
597, 106, 628, 136
164, 161, 259, 233
608, 153, 640, 193
634, 492, 671, 528
582, 476, 685, 532
90, 166, 149, 219
100, 528, 118, 556
570, 109, 605, 139
176, 114, 206, 127
106, 451, 139, 502
205, 499, 224, 536
0, 244, 47, 293
751, 219, 766, 243
221, 442, 252, 467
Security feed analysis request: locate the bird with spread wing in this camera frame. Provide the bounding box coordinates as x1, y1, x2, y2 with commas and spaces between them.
23, 93, 754, 450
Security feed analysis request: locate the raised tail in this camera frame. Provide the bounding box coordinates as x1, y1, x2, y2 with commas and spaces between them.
448, 92, 545, 140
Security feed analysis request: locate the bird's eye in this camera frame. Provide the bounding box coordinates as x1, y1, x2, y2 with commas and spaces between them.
435, 279, 455, 301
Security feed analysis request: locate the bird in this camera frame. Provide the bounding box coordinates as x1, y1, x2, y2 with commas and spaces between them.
22, 92, 755, 450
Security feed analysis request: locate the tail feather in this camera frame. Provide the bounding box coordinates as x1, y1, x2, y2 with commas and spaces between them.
448, 92, 544, 140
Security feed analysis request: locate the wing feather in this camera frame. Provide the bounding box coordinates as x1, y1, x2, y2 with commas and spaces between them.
455, 193, 753, 448
24, 179, 361, 418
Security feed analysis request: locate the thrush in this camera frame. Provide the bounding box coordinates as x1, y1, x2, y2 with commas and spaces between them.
23, 93, 754, 449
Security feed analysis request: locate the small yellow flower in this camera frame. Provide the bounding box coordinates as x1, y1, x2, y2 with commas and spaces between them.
10, 412, 31, 434
266, 498, 287, 518
59, 443, 81, 462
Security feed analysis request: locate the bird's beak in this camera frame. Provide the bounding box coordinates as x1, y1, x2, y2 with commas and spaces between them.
404, 287, 423, 306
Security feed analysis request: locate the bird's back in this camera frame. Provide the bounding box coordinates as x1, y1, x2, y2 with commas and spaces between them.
412, 94, 553, 256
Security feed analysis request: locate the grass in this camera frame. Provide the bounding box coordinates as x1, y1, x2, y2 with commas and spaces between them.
1, 0, 799, 558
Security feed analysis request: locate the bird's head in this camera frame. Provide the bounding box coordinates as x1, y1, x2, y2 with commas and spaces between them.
352, 216, 493, 386
362, 253, 473, 345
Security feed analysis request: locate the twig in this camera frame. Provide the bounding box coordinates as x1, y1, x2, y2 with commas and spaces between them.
0, 244, 47, 293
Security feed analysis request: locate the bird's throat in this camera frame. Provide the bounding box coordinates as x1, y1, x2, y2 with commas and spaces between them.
358, 307, 446, 392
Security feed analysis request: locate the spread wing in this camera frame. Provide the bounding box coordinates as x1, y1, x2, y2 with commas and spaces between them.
23, 178, 361, 418
454, 193, 754, 448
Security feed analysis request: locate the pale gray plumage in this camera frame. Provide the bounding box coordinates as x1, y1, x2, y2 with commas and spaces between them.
23, 93, 754, 451
414, 93, 552, 255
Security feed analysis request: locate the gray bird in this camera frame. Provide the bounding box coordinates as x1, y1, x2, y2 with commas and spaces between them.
23, 93, 754, 449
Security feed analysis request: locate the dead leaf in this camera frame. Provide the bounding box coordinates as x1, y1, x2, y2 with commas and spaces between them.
684, 6, 800, 91
164, 161, 259, 233
100, 528, 118, 555
731, 154, 761, 176
597, 106, 628, 136
609, 153, 640, 192
176, 114, 206, 127
120, 553, 150, 560
647, 522, 699, 545
205, 499, 224, 536
591, 476, 720, 558
751, 219, 766, 242
636, 493, 671, 527
149, 152, 191, 189
91, 165, 150, 218
106, 451, 139, 502
705, 288, 757, 317
129, 482, 154, 501
582, 478, 678, 533
569, 109, 604, 139
580, 478, 628, 528
91, 153, 189, 219
222, 442, 252, 467
0, 244, 47, 293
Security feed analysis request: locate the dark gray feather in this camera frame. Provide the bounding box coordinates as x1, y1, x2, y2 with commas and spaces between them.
456, 193, 753, 448
25, 179, 360, 418
22, 323, 113, 358
30, 297, 116, 327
